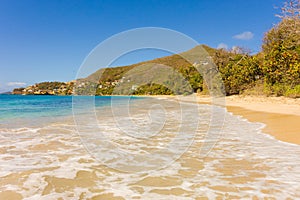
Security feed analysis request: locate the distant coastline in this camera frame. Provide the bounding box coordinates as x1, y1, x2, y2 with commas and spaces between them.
0, 91, 12, 95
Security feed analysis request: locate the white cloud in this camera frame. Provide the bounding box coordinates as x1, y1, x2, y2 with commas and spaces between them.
7, 82, 26, 87
217, 43, 228, 49
233, 31, 254, 40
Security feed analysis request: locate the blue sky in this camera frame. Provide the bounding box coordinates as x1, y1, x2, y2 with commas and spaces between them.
0, 0, 284, 92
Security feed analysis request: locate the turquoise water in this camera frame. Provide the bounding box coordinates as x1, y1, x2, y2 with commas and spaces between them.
0, 95, 73, 120
0, 95, 140, 119
0, 94, 141, 128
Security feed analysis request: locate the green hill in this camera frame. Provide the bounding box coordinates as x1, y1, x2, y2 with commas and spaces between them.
78, 44, 218, 95
85, 45, 215, 82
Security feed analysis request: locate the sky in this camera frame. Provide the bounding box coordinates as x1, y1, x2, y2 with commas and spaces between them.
0, 0, 284, 92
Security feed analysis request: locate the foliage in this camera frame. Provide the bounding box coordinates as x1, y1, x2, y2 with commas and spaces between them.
262, 18, 300, 85
35, 82, 66, 90
213, 49, 262, 95
132, 83, 173, 95
262, 0, 300, 96
12, 88, 25, 94
285, 84, 300, 97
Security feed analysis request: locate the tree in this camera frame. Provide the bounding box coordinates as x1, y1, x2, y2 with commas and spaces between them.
213, 48, 262, 95
262, 0, 300, 95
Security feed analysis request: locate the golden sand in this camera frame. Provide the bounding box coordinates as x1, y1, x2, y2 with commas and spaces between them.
227, 106, 300, 145
224, 95, 300, 145
161, 94, 300, 145
183, 94, 300, 145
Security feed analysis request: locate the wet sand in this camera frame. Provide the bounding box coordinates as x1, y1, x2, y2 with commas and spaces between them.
225, 95, 300, 145
171, 94, 300, 145
227, 106, 300, 145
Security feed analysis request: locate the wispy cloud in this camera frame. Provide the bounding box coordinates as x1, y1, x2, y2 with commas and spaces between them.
217, 43, 228, 49
7, 82, 26, 87
233, 31, 254, 40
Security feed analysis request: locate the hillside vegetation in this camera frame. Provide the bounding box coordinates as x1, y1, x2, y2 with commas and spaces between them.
78, 45, 214, 95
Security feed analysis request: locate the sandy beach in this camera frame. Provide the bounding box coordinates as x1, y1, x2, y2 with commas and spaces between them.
142, 94, 300, 145
225, 96, 300, 146
195, 95, 300, 145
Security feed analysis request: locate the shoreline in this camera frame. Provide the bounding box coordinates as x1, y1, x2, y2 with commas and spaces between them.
225, 96, 300, 145
4, 93, 300, 145
157, 94, 300, 146
226, 105, 300, 145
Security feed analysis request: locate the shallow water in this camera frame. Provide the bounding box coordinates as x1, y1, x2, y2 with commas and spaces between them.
0, 95, 300, 199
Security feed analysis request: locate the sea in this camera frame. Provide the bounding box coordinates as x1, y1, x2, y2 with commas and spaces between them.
0, 94, 300, 199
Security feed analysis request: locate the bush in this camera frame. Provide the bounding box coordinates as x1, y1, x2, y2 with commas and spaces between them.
285, 84, 300, 98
